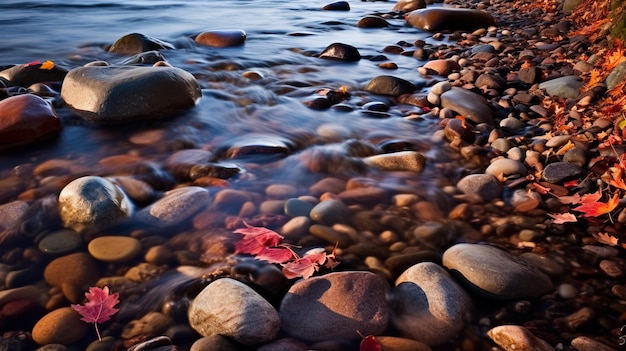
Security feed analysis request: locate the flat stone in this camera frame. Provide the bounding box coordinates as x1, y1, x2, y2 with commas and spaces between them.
376, 336, 432, 351
541, 161, 584, 183
443, 243, 554, 299
0, 200, 28, 233
488, 325, 554, 351
364, 75, 417, 97
538, 75, 584, 99
88, 236, 142, 263
61, 65, 201, 122
440, 87, 494, 124
279, 271, 389, 342
137, 186, 210, 227
571, 335, 618, 351
0, 94, 62, 150
457, 173, 502, 202
188, 278, 280, 345
195, 30, 246, 47
38, 230, 83, 256
406, 7, 495, 32
606, 61, 626, 90
364, 151, 426, 172
391, 262, 473, 346
32, 307, 89, 345
58, 176, 133, 233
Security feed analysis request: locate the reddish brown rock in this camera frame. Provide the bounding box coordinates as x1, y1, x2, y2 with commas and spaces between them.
0, 94, 62, 150
406, 8, 495, 32
195, 30, 246, 47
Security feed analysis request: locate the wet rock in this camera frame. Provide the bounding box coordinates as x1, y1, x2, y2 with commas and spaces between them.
357, 15, 389, 28
188, 278, 280, 345
219, 133, 294, 161
257, 338, 309, 351
392, 262, 473, 346
440, 87, 494, 124
365, 75, 417, 97
323, 1, 350, 10
421, 59, 461, 76
309, 224, 354, 247
518, 66, 542, 84
284, 198, 314, 217
279, 271, 389, 342
58, 176, 132, 233
476, 73, 506, 91
122, 312, 174, 339
61, 65, 201, 122
190, 335, 239, 351
538, 75, 584, 99
392, 0, 426, 12
38, 230, 83, 255
406, 8, 495, 32
487, 325, 554, 351
108, 33, 175, 55
195, 30, 247, 47
570, 336, 618, 351
541, 161, 584, 183
118, 50, 166, 65
0, 94, 62, 150
457, 173, 502, 202
309, 199, 351, 225
319, 42, 361, 61
88, 236, 142, 263
32, 307, 89, 345
0, 61, 67, 86
137, 186, 209, 228
485, 158, 527, 179
44, 252, 99, 303
443, 243, 553, 299
364, 151, 426, 173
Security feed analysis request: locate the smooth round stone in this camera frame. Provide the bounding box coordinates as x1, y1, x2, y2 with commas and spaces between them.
127, 336, 172, 351
309, 224, 354, 248
364, 75, 417, 97
322, 1, 350, 10
61, 66, 201, 122
364, 151, 426, 173
558, 283, 578, 299
541, 161, 584, 183
357, 15, 389, 28
266, 184, 298, 199
500, 116, 525, 130
58, 176, 133, 233
212, 189, 252, 214
457, 173, 502, 202
0, 286, 46, 307
108, 33, 174, 54
571, 336, 618, 351
430, 81, 452, 95
606, 61, 626, 90
189, 278, 280, 345
422, 59, 460, 76
43, 252, 99, 303
279, 271, 390, 342
443, 243, 554, 299
139, 186, 209, 227
309, 199, 350, 225
32, 307, 89, 345
545, 135, 571, 148
376, 336, 431, 351
284, 198, 314, 217
440, 87, 494, 124
491, 138, 513, 153
195, 30, 246, 47
485, 158, 527, 179
406, 7, 495, 32
259, 200, 285, 214
88, 236, 142, 263
562, 147, 587, 167
392, 0, 426, 12
38, 230, 82, 255
0, 94, 63, 150
280, 216, 311, 241
319, 42, 361, 61
190, 335, 240, 351
338, 186, 388, 206
538, 75, 583, 99
391, 262, 473, 346
221, 134, 294, 160
487, 325, 554, 351
257, 338, 309, 351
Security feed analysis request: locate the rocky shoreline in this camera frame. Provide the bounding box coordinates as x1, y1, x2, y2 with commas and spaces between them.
1, 0, 626, 350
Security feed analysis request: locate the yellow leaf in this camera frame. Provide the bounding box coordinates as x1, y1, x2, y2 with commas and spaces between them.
40, 60, 55, 70
618, 118, 626, 130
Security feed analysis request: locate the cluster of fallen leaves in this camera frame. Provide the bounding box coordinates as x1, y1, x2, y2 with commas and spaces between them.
234, 222, 339, 279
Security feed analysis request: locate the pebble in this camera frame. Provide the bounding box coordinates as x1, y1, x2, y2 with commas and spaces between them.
391, 262, 473, 346
138, 186, 209, 227
456, 173, 502, 202
364, 151, 426, 172
541, 161, 584, 183
107, 33, 174, 55
309, 199, 351, 225
570, 336, 618, 351
0, 94, 63, 150
58, 176, 133, 233
284, 198, 314, 217
190, 335, 239, 351
557, 283, 578, 299
322, 1, 350, 11
487, 325, 555, 351
43, 252, 99, 303
376, 336, 432, 351
485, 158, 528, 179
440, 87, 494, 124
538, 75, 584, 99
279, 271, 389, 342
357, 15, 389, 28
188, 278, 280, 345
195, 30, 246, 47
88, 236, 142, 263
122, 312, 174, 339
309, 224, 354, 247
392, 0, 426, 12
319, 42, 361, 61
280, 216, 312, 240
37, 230, 82, 255
0, 61, 67, 86
31, 307, 89, 345
421, 59, 461, 76
599, 259, 623, 278
442, 243, 554, 299
364, 75, 417, 97
257, 338, 309, 351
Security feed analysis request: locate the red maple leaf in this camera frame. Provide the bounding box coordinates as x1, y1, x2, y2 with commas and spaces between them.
573, 192, 620, 217
234, 223, 284, 255
254, 246, 295, 264
71, 286, 119, 341
281, 256, 320, 279
360, 335, 382, 351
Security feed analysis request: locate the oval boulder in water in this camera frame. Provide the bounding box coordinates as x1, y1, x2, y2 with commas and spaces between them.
319, 42, 361, 61
406, 7, 495, 32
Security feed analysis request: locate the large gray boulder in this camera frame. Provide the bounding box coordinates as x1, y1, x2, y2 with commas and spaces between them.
61, 65, 201, 122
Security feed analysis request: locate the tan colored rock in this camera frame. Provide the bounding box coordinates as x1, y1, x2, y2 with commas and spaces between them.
487, 325, 554, 351
32, 307, 89, 345
43, 252, 99, 303
195, 30, 246, 47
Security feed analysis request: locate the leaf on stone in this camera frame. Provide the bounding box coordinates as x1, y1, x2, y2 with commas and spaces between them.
548, 212, 578, 224
573, 192, 620, 217
40, 60, 55, 70
592, 232, 619, 246
254, 246, 295, 264
281, 256, 319, 279
71, 286, 119, 324
556, 193, 581, 205
234, 223, 284, 255
360, 335, 382, 351
601, 165, 626, 190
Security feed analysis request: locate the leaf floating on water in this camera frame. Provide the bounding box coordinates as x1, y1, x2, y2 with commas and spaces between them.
40, 60, 55, 70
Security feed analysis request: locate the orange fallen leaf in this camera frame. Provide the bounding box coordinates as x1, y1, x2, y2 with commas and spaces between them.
548, 212, 578, 224
601, 165, 626, 190
455, 115, 467, 129
573, 192, 620, 217
592, 232, 619, 246
532, 182, 551, 195
40, 60, 55, 70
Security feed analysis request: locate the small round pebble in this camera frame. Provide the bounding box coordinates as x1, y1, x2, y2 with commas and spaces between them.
88, 236, 142, 263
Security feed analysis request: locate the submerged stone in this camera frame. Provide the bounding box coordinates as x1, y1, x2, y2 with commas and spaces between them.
195, 30, 247, 47
406, 7, 495, 32
108, 33, 175, 55
364, 75, 417, 96
319, 42, 361, 61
